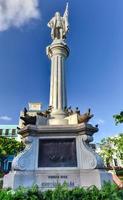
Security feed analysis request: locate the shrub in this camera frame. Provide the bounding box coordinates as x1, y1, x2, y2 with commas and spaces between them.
0, 180, 3, 189
0, 182, 123, 200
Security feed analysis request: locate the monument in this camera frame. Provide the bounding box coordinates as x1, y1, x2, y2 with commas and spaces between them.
3, 4, 112, 190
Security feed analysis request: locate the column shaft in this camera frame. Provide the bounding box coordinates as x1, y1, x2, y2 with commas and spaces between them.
47, 42, 69, 123
58, 56, 62, 110
49, 57, 54, 106
50, 55, 67, 112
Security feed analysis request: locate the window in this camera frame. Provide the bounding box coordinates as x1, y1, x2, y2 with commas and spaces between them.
5, 129, 9, 136
0, 129, 2, 135
12, 129, 16, 136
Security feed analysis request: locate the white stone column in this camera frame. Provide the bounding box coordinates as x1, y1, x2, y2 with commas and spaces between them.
47, 41, 69, 125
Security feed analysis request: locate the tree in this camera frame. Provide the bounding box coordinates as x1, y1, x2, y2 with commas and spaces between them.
114, 134, 123, 160
0, 137, 24, 158
98, 112, 123, 168
98, 137, 116, 167
98, 135, 123, 168
113, 111, 123, 162
113, 111, 123, 125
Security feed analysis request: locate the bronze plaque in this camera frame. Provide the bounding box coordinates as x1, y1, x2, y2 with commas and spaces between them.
38, 138, 77, 167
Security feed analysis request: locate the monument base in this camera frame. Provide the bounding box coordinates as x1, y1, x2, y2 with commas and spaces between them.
3, 124, 113, 190
80, 169, 112, 188
3, 169, 112, 190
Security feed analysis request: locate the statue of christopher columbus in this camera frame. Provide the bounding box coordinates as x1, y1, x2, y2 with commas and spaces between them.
48, 3, 69, 40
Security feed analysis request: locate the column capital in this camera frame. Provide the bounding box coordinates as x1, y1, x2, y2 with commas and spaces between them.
46, 40, 69, 59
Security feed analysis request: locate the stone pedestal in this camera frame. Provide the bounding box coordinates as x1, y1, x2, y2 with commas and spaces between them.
3, 169, 112, 190
3, 124, 113, 189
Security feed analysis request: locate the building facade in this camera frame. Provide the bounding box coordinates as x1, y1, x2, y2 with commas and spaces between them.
0, 125, 20, 141
0, 125, 20, 172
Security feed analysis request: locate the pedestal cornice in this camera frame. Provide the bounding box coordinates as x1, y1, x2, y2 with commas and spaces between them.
18, 123, 98, 138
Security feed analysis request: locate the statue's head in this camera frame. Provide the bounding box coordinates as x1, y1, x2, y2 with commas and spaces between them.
55, 12, 60, 17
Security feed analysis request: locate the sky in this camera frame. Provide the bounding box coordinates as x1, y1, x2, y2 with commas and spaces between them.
0, 0, 123, 142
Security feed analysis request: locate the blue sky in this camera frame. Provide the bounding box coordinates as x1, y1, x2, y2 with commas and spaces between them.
0, 0, 123, 142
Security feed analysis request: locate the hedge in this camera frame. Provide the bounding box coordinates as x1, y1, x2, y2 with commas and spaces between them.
0, 182, 123, 200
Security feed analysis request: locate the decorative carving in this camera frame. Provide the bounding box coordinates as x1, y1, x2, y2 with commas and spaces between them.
37, 106, 53, 118
64, 106, 73, 116
78, 108, 94, 124
19, 106, 53, 128
12, 137, 35, 171
48, 153, 64, 162
95, 124, 99, 128
20, 115, 36, 126
64, 107, 94, 124
79, 135, 104, 169
48, 3, 69, 40
20, 107, 36, 126
75, 107, 80, 115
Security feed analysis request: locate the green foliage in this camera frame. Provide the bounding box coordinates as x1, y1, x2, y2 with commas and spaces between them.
0, 171, 4, 178
116, 169, 123, 176
0, 183, 123, 200
114, 134, 123, 160
99, 137, 116, 166
68, 186, 86, 200
113, 111, 123, 125
0, 185, 43, 200
0, 137, 25, 157
0, 180, 3, 189
100, 182, 123, 199
98, 135, 123, 167
51, 184, 69, 200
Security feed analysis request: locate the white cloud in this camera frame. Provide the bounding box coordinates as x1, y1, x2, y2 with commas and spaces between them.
0, 115, 12, 121
0, 0, 40, 31
97, 119, 105, 125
